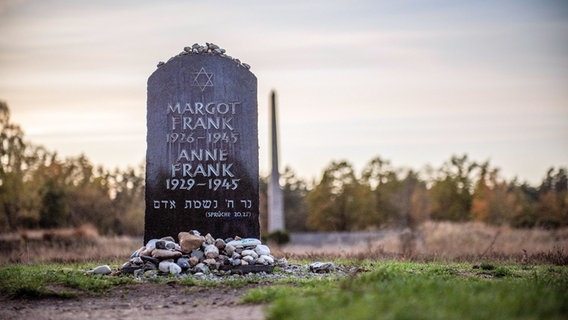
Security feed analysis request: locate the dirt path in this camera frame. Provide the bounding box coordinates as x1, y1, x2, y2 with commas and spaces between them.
0, 283, 265, 320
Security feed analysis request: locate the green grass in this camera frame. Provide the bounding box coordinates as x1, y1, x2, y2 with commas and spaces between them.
243, 276, 338, 304
245, 262, 568, 320
0, 263, 133, 299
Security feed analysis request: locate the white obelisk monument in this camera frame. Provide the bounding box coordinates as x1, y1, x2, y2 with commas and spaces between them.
268, 90, 284, 232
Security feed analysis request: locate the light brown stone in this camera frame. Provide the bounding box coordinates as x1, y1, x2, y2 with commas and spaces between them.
189, 256, 199, 267
140, 247, 154, 257
178, 232, 204, 253
151, 249, 182, 259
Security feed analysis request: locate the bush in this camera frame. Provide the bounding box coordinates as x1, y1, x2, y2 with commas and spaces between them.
262, 230, 290, 245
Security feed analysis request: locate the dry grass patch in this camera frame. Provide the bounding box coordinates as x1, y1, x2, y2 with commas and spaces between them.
274, 222, 568, 265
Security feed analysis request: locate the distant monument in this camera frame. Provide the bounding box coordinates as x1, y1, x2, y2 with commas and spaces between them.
268, 91, 284, 232
144, 43, 260, 243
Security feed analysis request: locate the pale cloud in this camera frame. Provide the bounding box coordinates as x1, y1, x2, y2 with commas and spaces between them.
0, 0, 22, 15
0, 0, 566, 184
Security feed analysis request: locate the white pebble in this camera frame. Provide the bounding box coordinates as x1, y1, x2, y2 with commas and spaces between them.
260, 255, 274, 264
241, 250, 258, 259
254, 244, 270, 256
159, 260, 173, 273
89, 265, 112, 275
169, 263, 182, 275
227, 238, 261, 247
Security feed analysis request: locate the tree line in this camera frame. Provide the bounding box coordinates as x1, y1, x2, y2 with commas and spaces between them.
0, 101, 144, 235
275, 156, 567, 232
1, 101, 566, 235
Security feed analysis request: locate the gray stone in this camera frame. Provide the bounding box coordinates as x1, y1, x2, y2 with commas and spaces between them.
204, 244, 219, 259
144, 261, 158, 271
203, 258, 219, 270
217, 254, 229, 264
121, 262, 142, 274
194, 263, 210, 275
309, 262, 336, 273
134, 269, 145, 278
224, 244, 236, 256
131, 257, 143, 265
214, 238, 226, 250
176, 257, 190, 270
140, 255, 160, 265
155, 238, 180, 251
144, 269, 159, 278
204, 233, 215, 245
207, 43, 219, 50
144, 47, 259, 243
155, 240, 167, 249
190, 249, 204, 260
276, 258, 288, 267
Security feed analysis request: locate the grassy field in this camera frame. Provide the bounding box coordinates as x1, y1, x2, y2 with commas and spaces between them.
1, 222, 567, 319
0, 262, 134, 299
0, 260, 566, 319
278, 222, 568, 265
247, 262, 567, 320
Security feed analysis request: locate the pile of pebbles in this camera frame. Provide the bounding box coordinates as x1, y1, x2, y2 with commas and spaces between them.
120, 230, 284, 278
86, 230, 349, 280
157, 42, 251, 70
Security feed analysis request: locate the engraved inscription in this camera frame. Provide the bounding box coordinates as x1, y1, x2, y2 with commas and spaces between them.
163, 99, 247, 218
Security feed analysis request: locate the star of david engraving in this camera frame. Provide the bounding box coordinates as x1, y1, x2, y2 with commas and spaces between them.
192, 67, 214, 91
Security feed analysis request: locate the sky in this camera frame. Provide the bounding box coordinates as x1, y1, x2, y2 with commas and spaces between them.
0, 0, 567, 185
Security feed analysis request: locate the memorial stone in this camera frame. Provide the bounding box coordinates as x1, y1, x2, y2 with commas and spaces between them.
145, 43, 259, 243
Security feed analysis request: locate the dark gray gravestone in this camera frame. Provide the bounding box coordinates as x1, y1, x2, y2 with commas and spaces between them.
145, 45, 259, 243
